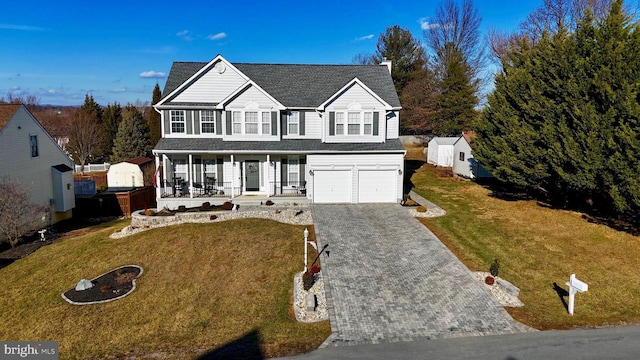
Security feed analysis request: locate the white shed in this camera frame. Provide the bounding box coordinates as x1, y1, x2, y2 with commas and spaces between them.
452, 135, 493, 179
107, 157, 153, 188
426, 137, 458, 167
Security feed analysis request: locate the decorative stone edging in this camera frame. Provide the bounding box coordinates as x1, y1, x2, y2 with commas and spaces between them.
473, 272, 524, 307
61, 265, 143, 305
293, 271, 329, 323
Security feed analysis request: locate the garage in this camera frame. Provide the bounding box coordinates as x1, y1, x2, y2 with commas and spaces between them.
313, 170, 352, 203
358, 170, 398, 203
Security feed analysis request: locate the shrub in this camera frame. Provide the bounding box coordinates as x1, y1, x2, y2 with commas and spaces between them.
144, 209, 155, 216
405, 199, 417, 206
99, 285, 111, 293
209, 215, 217, 221
202, 202, 211, 210
177, 205, 186, 212
222, 202, 233, 210
265, 200, 274, 206
302, 266, 321, 291
489, 259, 500, 277
416, 205, 427, 213
485, 276, 495, 285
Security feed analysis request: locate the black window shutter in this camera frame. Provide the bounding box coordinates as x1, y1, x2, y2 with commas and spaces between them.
281, 112, 288, 136
271, 111, 277, 136
281, 158, 288, 186
299, 158, 306, 185
373, 112, 379, 136
299, 111, 305, 135
329, 112, 335, 136
216, 110, 222, 135
225, 111, 231, 135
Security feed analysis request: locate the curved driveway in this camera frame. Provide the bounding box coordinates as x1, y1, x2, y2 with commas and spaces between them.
311, 204, 533, 347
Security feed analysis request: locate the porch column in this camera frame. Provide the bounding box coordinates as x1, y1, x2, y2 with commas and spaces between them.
266, 154, 271, 197
188, 154, 193, 198
162, 154, 169, 195
154, 154, 161, 201
231, 154, 235, 198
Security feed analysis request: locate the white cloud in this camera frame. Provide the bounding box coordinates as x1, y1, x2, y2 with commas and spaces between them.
139, 71, 167, 79
207, 32, 227, 40
111, 88, 127, 93
419, 18, 440, 30
0, 23, 46, 31
176, 30, 191, 41
355, 34, 374, 41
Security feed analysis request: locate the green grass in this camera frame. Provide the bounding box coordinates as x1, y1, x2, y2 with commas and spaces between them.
0, 218, 330, 359
412, 163, 640, 330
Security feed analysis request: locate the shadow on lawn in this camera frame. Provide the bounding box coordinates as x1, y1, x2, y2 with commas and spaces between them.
196, 329, 264, 360
553, 282, 570, 313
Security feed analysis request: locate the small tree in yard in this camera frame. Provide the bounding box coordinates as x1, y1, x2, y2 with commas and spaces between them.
0, 178, 48, 248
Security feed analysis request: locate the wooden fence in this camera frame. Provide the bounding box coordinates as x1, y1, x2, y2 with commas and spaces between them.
74, 187, 156, 218
115, 187, 156, 217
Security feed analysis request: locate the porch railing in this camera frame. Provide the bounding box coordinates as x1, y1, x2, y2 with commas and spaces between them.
161, 181, 235, 198
269, 181, 306, 197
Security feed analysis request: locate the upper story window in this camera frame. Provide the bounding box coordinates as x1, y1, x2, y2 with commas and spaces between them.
288, 111, 299, 135
334, 111, 374, 136
245, 111, 259, 134
170, 110, 185, 133
200, 110, 215, 133
262, 112, 271, 134
335, 113, 345, 135
30, 135, 38, 157
232, 111, 242, 134
364, 112, 373, 135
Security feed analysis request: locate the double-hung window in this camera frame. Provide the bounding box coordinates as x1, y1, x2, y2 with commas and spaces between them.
288, 111, 299, 135
245, 111, 258, 134
288, 158, 299, 185
200, 110, 215, 133
232, 111, 242, 134
30, 135, 39, 157
335, 113, 345, 135
363, 112, 373, 135
170, 110, 185, 133
347, 112, 360, 135
262, 112, 271, 134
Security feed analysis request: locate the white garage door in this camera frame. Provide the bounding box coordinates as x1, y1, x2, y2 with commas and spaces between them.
313, 170, 352, 203
358, 170, 397, 203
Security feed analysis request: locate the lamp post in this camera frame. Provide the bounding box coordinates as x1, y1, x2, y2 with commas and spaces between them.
303, 227, 309, 274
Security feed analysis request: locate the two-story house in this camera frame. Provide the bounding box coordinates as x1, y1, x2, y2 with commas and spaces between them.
152, 55, 405, 209
0, 104, 75, 226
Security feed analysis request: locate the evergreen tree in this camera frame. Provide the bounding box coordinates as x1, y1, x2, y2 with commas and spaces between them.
80, 94, 103, 122
111, 105, 151, 163
101, 103, 122, 162
432, 45, 478, 135
148, 84, 162, 146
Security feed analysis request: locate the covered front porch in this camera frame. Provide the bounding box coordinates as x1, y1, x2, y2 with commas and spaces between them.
153, 152, 308, 209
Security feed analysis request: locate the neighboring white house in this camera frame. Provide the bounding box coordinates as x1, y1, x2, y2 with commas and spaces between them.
107, 157, 154, 188
152, 55, 405, 208
426, 137, 458, 167
452, 134, 493, 179
0, 104, 75, 225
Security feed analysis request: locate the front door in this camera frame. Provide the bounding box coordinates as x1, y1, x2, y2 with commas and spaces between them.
245, 160, 260, 191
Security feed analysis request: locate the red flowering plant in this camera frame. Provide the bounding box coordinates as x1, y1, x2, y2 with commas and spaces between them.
303, 265, 321, 291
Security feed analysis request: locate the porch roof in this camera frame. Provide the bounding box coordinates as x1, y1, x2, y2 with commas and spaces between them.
153, 138, 405, 154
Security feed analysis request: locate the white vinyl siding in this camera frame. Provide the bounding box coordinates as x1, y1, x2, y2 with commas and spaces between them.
200, 110, 215, 133
170, 110, 185, 133
171, 60, 247, 104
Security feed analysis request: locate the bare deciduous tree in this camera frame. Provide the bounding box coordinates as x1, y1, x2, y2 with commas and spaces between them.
67, 109, 102, 173
0, 178, 48, 247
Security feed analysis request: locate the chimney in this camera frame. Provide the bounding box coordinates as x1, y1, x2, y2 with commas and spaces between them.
380, 59, 392, 74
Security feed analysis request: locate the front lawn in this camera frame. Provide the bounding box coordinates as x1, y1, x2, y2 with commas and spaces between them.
0, 218, 330, 359
411, 162, 640, 330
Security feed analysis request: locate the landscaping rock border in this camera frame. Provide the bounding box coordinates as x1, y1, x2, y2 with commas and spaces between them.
293, 271, 329, 323
62, 265, 143, 305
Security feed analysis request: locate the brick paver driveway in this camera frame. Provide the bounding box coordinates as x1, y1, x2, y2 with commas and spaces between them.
311, 204, 532, 347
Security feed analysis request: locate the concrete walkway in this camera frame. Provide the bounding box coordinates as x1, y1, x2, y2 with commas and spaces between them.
311, 204, 533, 347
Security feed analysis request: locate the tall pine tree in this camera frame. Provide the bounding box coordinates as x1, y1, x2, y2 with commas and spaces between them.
111, 105, 151, 163
148, 84, 162, 146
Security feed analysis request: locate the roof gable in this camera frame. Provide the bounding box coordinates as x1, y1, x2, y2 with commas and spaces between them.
160, 58, 401, 109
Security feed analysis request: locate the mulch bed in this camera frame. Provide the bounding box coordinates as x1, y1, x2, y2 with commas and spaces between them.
62, 265, 142, 304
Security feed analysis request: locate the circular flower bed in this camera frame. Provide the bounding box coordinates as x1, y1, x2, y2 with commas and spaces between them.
62, 265, 143, 305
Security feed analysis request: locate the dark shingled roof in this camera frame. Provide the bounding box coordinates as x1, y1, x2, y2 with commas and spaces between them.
154, 138, 405, 153
161, 61, 401, 108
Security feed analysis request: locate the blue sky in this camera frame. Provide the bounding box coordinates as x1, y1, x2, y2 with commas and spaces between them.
0, 0, 542, 106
